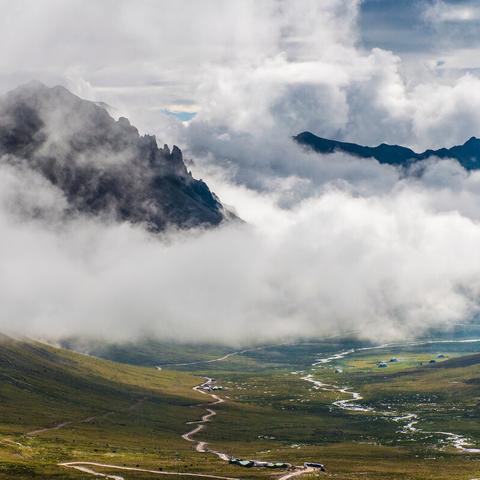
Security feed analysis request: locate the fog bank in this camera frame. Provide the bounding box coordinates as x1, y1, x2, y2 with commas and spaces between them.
2, 158, 480, 345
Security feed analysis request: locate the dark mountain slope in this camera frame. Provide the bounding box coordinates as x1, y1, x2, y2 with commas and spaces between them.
0, 81, 230, 231
418, 136, 480, 169
294, 131, 418, 166
294, 131, 480, 170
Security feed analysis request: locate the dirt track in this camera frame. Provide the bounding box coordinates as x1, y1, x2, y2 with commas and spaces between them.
59, 376, 319, 480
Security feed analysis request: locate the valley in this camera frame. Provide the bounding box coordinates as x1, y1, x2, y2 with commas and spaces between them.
0, 337, 478, 479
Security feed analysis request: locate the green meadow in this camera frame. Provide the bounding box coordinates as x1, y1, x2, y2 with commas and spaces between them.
0, 337, 479, 479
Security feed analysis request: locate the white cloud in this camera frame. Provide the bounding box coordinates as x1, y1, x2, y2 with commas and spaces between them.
1, 156, 480, 345
2, 0, 480, 151
424, 1, 480, 23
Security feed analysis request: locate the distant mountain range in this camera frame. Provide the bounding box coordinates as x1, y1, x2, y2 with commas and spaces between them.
295, 131, 480, 170
0, 81, 231, 231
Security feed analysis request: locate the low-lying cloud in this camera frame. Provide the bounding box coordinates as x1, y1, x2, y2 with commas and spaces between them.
1, 154, 480, 346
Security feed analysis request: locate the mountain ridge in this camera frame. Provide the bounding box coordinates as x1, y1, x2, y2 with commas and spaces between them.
294, 131, 480, 170
0, 81, 231, 231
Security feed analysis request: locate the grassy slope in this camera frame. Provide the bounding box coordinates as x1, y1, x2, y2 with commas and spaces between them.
0, 336, 220, 479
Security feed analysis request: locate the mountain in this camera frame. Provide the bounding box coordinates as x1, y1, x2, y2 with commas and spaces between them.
0, 81, 231, 231
294, 131, 480, 170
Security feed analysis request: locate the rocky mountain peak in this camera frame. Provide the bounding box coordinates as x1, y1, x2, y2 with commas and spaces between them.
0, 82, 231, 231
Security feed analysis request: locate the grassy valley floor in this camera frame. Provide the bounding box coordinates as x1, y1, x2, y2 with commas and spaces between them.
0, 337, 478, 479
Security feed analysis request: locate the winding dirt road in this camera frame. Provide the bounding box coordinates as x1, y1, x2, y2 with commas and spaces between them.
183, 377, 322, 480
26, 411, 115, 437
278, 467, 316, 480
59, 461, 240, 480
156, 343, 291, 368
26, 397, 145, 437
182, 378, 230, 461
58, 377, 318, 480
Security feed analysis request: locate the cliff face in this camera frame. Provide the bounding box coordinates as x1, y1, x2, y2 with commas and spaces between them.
0, 81, 229, 231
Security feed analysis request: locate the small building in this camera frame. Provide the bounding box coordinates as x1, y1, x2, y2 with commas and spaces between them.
437, 354, 446, 359
378, 362, 388, 368
305, 462, 326, 471
389, 357, 398, 363
229, 459, 254, 468
266, 463, 290, 469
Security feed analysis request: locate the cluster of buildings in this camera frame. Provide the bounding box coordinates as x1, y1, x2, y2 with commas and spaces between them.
229, 458, 291, 469
377, 354, 448, 368
200, 384, 224, 392
377, 357, 399, 368
228, 458, 326, 471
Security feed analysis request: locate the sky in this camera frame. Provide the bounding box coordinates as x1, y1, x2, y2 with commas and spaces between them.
2, 1, 480, 345
361, 0, 480, 61
3, 0, 480, 149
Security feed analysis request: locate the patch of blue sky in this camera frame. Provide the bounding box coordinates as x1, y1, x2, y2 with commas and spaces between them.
161, 109, 197, 122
